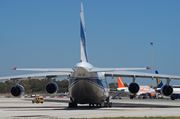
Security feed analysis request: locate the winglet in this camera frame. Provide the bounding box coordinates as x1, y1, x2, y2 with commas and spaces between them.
13, 67, 17, 70
146, 66, 150, 69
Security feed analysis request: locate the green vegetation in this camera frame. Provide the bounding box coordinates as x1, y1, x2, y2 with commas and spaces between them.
0, 78, 129, 94
109, 82, 128, 89
109, 82, 118, 89
0, 79, 69, 94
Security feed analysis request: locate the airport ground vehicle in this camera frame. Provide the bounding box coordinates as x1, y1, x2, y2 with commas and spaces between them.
32, 98, 44, 103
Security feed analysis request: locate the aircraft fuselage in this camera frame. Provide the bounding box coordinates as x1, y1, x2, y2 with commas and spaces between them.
69, 62, 109, 104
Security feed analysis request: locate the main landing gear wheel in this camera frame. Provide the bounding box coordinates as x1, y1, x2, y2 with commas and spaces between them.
69, 102, 77, 108
69, 97, 77, 108
89, 103, 102, 107
104, 97, 112, 108
96, 103, 101, 107
104, 102, 112, 107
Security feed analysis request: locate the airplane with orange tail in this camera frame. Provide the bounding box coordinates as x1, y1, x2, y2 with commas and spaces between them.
114, 77, 156, 99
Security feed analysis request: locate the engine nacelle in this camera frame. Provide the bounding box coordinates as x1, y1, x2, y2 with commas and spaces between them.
46, 82, 58, 94
161, 85, 173, 96
128, 82, 140, 94
11, 85, 25, 97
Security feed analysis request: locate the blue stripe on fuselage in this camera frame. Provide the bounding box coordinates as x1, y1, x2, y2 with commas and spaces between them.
69, 78, 104, 89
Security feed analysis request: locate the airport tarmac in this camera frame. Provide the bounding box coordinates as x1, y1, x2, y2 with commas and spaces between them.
0, 97, 180, 118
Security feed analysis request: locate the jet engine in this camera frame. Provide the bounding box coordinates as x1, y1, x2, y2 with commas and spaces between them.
46, 82, 58, 94
161, 85, 173, 96
11, 85, 25, 97
128, 82, 140, 94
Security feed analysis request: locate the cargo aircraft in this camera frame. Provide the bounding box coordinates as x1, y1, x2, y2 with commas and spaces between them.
1, 3, 180, 108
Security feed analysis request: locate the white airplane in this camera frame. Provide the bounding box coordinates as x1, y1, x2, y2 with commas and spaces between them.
1, 3, 180, 108
112, 77, 156, 99
156, 70, 180, 100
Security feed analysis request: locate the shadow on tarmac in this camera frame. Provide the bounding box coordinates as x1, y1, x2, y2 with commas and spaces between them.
13, 98, 179, 111
44, 99, 180, 109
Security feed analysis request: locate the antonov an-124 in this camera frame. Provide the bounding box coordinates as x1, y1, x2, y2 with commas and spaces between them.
1, 3, 180, 108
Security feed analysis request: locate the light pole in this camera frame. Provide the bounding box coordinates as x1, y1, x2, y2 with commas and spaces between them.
150, 42, 153, 88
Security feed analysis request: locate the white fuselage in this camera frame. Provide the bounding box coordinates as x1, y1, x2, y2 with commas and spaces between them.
117, 87, 155, 96
172, 88, 180, 94
68, 62, 109, 104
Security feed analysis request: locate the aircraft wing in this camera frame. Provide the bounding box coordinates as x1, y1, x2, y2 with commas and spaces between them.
13, 67, 74, 72
90, 67, 150, 72
0, 72, 70, 82
105, 71, 180, 80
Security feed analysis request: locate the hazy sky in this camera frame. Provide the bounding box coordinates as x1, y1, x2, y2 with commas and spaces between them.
0, 0, 180, 85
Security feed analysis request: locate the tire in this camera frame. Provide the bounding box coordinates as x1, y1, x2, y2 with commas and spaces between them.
69, 102, 77, 108
104, 103, 108, 107
171, 96, 175, 100
108, 102, 112, 108
130, 96, 134, 99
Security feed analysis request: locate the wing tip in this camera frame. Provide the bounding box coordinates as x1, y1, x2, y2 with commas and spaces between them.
13, 67, 17, 70
146, 66, 150, 69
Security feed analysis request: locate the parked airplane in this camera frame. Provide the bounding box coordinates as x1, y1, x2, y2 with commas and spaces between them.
112, 77, 156, 99
156, 70, 180, 100
1, 3, 180, 108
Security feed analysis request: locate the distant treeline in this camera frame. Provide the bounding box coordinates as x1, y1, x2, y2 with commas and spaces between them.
0, 79, 69, 94
109, 82, 128, 89
0, 79, 125, 94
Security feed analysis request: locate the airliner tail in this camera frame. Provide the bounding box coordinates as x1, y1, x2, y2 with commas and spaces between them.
155, 70, 164, 89
117, 77, 126, 88
80, 3, 88, 62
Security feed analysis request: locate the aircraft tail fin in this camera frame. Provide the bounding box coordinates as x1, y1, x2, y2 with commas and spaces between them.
155, 70, 164, 89
117, 77, 126, 88
80, 3, 88, 62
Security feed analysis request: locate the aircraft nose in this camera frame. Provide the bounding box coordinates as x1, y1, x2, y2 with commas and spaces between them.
69, 78, 104, 104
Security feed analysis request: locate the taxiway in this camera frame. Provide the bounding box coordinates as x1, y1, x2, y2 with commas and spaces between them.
0, 97, 180, 118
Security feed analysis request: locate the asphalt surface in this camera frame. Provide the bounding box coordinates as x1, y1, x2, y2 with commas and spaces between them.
0, 97, 180, 118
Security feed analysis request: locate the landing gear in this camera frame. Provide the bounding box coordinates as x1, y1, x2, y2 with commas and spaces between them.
130, 95, 134, 99
104, 102, 112, 107
104, 97, 112, 107
69, 97, 77, 108
89, 103, 94, 107
69, 102, 77, 108
171, 96, 176, 100
96, 103, 101, 107
89, 103, 102, 107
